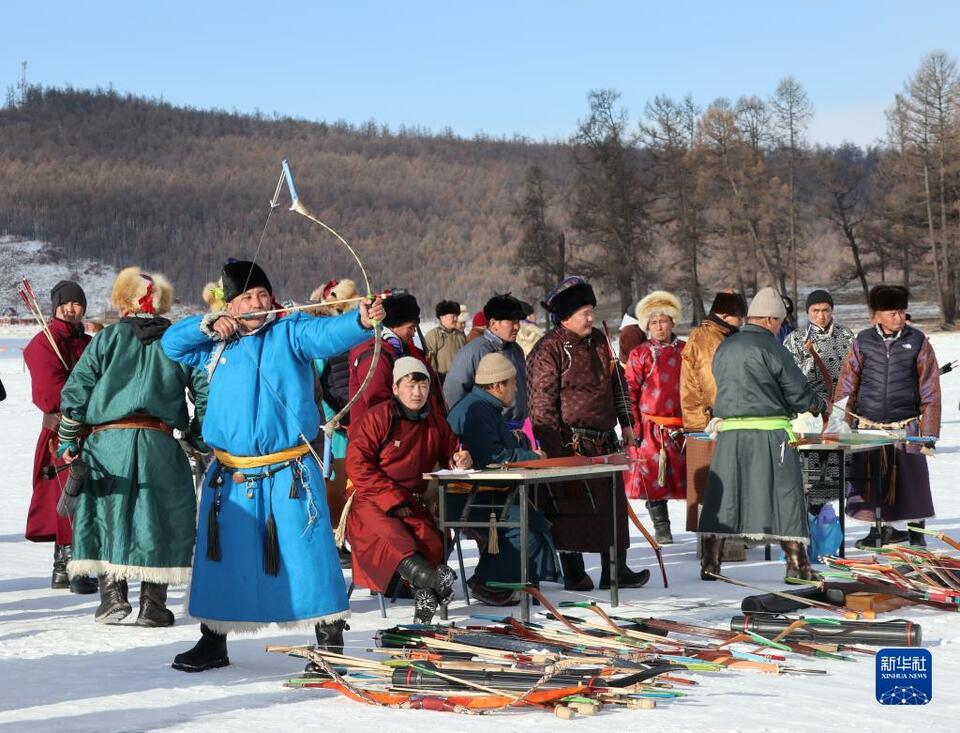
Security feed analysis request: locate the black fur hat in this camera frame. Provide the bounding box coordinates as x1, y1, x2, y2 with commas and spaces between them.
483, 293, 526, 321
222, 260, 273, 303
435, 300, 461, 318
544, 282, 596, 323
709, 290, 747, 318
383, 293, 421, 327
868, 284, 909, 312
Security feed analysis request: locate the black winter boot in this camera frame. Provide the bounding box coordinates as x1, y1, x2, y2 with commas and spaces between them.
59, 545, 97, 594
396, 554, 456, 603
599, 550, 650, 589
908, 521, 928, 547
315, 619, 349, 656
700, 536, 724, 581
95, 576, 131, 623
414, 588, 440, 623
781, 541, 819, 582
855, 525, 908, 550
559, 552, 594, 591
172, 625, 230, 672
647, 500, 673, 544
52, 544, 70, 589
136, 582, 175, 627
304, 619, 350, 672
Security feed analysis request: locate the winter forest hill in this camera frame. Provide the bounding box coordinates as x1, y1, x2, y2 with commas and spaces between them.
1, 51, 959, 324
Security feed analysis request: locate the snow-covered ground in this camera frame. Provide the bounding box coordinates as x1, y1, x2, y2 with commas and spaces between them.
1, 333, 959, 732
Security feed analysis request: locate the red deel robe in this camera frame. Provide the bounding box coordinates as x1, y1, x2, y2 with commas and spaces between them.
624, 337, 687, 501
22, 319, 91, 543
345, 399, 457, 592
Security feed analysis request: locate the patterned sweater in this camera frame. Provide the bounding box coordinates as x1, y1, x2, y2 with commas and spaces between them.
783, 321, 855, 401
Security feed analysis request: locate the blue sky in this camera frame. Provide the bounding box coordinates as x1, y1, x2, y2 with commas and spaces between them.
3, 1, 958, 146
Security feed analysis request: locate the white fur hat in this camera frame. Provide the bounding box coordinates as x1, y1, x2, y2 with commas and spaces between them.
111, 267, 173, 315
201, 280, 225, 312
635, 291, 682, 330
310, 278, 359, 316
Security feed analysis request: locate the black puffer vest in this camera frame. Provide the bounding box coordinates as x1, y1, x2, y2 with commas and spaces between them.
854, 325, 925, 423
318, 352, 352, 423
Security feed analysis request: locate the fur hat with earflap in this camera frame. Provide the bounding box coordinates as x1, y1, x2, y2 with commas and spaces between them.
310, 278, 359, 316
635, 291, 682, 330
201, 279, 226, 312
111, 266, 173, 315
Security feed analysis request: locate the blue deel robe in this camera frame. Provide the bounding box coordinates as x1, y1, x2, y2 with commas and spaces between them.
161, 311, 370, 633
446, 387, 562, 585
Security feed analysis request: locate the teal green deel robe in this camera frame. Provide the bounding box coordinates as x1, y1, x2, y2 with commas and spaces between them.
60, 317, 207, 584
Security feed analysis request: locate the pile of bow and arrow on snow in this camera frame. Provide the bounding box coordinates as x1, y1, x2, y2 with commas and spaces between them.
241, 160, 955, 719
265, 531, 960, 719
265, 580, 931, 719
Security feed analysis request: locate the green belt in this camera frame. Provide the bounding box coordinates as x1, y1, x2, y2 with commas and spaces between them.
719, 416, 796, 443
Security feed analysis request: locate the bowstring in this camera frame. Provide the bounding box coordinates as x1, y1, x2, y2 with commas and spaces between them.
238, 177, 283, 295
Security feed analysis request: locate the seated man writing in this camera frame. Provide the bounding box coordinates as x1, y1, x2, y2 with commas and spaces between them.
446, 353, 562, 604
345, 357, 472, 622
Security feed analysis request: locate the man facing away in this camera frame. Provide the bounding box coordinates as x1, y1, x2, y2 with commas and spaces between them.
698, 287, 827, 582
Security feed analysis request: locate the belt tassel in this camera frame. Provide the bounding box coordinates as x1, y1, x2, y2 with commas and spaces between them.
206, 481, 222, 562
657, 441, 667, 488
487, 511, 499, 554
264, 480, 281, 576
289, 464, 301, 499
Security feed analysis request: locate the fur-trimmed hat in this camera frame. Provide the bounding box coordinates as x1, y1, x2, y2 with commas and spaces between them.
201, 280, 226, 312
709, 290, 747, 317
310, 278, 359, 316
111, 267, 173, 315
635, 291, 682, 330
484, 293, 526, 321
383, 293, 420, 328
435, 299, 461, 319
543, 277, 596, 324
869, 284, 909, 312
222, 260, 272, 303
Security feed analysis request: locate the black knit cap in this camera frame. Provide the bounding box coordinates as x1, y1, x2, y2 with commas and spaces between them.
383, 293, 421, 328
50, 280, 87, 315
805, 289, 834, 310
869, 284, 909, 311
544, 282, 596, 323
709, 291, 746, 317
483, 293, 526, 321
222, 260, 273, 303
435, 299, 461, 318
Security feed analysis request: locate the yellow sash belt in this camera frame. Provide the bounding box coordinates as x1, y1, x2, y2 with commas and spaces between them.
213, 444, 311, 469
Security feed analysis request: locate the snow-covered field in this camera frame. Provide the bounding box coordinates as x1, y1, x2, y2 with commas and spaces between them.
1, 333, 959, 732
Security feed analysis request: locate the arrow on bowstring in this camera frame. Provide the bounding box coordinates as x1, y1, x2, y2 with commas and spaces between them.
216, 160, 383, 483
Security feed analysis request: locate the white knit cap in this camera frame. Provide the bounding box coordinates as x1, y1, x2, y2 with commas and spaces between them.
747, 287, 787, 319
393, 356, 429, 384
474, 352, 517, 385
